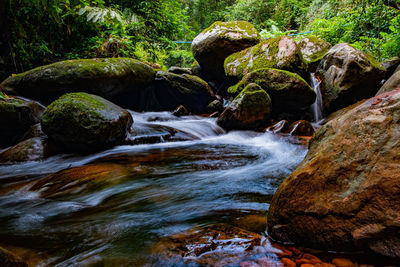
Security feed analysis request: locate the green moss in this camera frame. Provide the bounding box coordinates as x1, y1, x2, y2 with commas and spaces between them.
0, 98, 25, 113
233, 83, 272, 113
205, 21, 261, 40
41, 92, 111, 132
229, 68, 310, 96
225, 36, 306, 79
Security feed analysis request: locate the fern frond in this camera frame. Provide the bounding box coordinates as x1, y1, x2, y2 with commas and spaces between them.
78, 6, 127, 25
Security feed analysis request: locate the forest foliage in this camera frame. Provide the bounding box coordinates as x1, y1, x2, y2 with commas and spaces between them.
0, 0, 399, 78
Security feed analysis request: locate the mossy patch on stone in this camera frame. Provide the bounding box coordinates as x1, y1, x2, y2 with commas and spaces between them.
298, 36, 331, 70
224, 36, 307, 80
217, 83, 272, 131
227, 68, 315, 114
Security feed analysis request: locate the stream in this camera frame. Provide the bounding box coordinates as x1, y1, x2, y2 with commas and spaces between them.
0, 112, 307, 266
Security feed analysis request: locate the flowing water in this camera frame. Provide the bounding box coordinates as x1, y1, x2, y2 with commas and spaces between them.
0, 112, 307, 266
310, 73, 324, 124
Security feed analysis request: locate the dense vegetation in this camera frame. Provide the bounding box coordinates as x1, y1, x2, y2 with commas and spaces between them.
0, 0, 399, 79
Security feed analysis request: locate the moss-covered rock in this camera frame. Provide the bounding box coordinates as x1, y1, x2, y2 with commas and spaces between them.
0, 97, 45, 147
217, 83, 271, 131
41, 92, 133, 153
224, 36, 307, 80
192, 21, 261, 79
297, 36, 331, 72
316, 43, 386, 115
147, 71, 216, 114
0, 58, 155, 104
228, 68, 315, 114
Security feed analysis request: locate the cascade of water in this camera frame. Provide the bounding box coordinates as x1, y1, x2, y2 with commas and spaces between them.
310, 73, 324, 124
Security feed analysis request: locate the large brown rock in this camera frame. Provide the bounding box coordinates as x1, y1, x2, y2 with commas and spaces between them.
192, 21, 261, 79
224, 36, 307, 80
316, 43, 385, 115
268, 88, 400, 258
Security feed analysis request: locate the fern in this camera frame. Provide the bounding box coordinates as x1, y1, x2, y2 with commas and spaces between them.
78, 6, 126, 24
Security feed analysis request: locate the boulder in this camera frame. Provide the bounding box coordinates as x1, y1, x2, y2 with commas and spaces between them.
0, 137, 55, 163
297, 36, 331, 72
316, 43, 385, 115
268, 88, 400, 258
224, 36, 307, 80
41, 92, 133, 153
192, 21, 261, 79
217, 83, 272, 131
228, 68, 315, 114
149, 71, 216, 114
0, 96, 45, 147
288, 120, 314, 136
377, 70, 400, 95
0, 58, 155, 104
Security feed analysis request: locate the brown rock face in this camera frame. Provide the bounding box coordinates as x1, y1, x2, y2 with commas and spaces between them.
316, 43, 385, 115
268, 88, 400, 258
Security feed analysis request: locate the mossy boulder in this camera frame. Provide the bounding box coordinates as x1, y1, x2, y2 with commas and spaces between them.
297, 36, 331, 72
0, 58, 155, 104
0, 97, 45, 147
316, 43, 386, 115
228, 68, 315, 114
192, 21, 261, 79
41, 93, 133, 153
147, 71, 216, 114
224, 36, 307, 80
217, 83, 271, 131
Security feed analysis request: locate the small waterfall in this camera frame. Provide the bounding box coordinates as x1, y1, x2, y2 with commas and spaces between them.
310, 73, 324, 124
